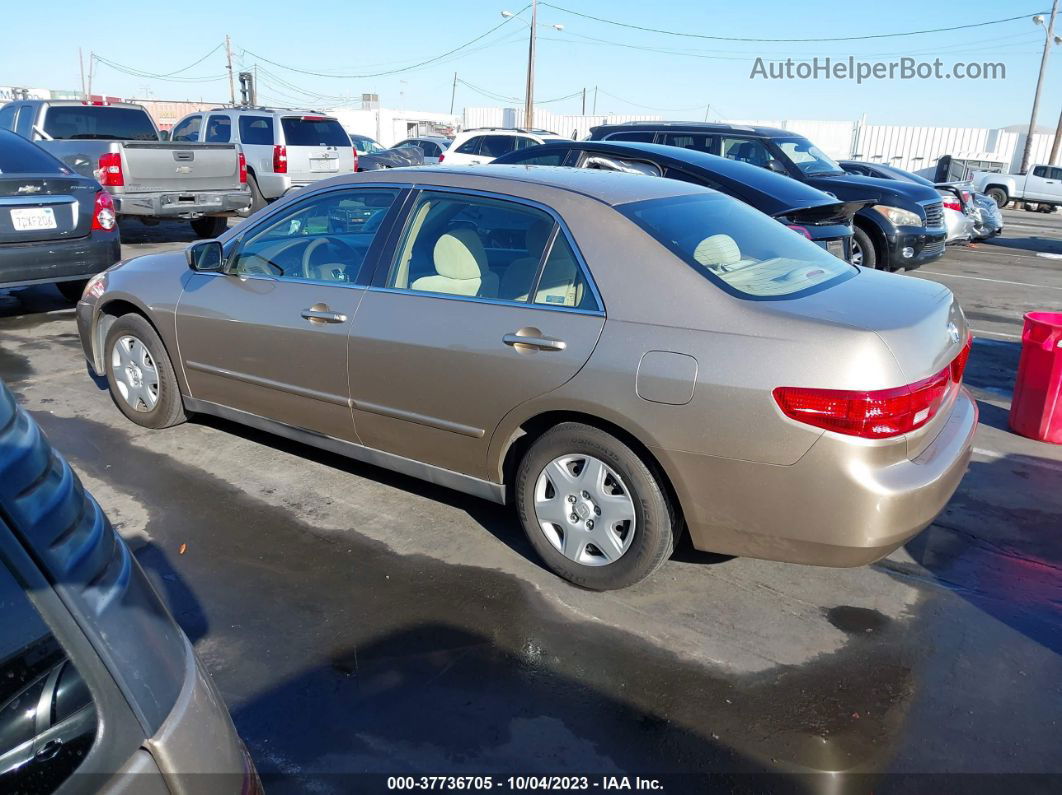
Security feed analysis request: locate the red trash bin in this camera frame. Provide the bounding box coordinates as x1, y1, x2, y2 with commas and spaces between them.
1009, 311, 1062, 444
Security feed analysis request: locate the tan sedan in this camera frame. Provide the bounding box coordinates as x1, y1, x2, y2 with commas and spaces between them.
75, 166, 976, 590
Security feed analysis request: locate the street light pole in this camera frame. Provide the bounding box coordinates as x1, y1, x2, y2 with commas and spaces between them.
523, 0, 537, 129
1021, 2, 1060, 174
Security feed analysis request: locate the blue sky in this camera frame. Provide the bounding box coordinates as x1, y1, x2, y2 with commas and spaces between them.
1, 0, 1058, 128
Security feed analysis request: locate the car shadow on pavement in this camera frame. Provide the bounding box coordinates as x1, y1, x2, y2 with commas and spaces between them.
981, 235, 1062, 255
123, 536, 209, 645
0, 284, 75, 319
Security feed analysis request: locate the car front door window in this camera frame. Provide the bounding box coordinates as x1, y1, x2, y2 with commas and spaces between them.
233, 188, 400, 283
171, 116, 201, 142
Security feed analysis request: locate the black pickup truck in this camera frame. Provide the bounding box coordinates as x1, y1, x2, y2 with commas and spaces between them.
588, 122, 947, 272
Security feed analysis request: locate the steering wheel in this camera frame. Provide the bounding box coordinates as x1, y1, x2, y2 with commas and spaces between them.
301, 236, 359, 280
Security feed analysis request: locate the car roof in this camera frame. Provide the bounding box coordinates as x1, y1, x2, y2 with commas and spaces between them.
590, 121, 794, 138
512, 140, 839, 210
349, 164, 705, 206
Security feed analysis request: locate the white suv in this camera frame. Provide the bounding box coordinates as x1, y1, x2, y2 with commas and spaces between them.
440, 128, 567, 166
171, 107, 356, 211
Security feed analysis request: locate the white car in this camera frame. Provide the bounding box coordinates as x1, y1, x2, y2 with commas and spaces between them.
440, 127, 567, 166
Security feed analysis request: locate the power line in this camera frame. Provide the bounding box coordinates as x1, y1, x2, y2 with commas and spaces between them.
91, 44, 226, 80
241, 5, 530, 79
595, 88, 709, 112
541, 3, 1048, 43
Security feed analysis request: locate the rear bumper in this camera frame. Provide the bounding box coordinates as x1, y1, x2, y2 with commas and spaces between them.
659, 388, 977, 566
0, 231, 120, 288
112, 188, 251, 218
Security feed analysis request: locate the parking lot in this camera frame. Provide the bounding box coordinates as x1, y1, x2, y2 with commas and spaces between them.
1, 209, 1060, 788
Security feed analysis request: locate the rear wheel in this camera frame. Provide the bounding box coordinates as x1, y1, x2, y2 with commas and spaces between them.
247, 173, 267, 213
985, 187, 1008, 208
850, 226, 878, 269
104, 314, 186, 429
56, 279, 88, 303
515, 423, 678, 590
190, 216, 228, 238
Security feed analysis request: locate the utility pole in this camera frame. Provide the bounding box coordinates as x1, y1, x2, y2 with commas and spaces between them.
704, 105, 710, 122
78, 48, 86, 99
86, 51, 94, 99
592, 85, 598, 115
450, 72, 458, 114
523, 0, 538, 129
1022, 2, 1059, 174
225, 34, 236, 107
581, 87, 586, 115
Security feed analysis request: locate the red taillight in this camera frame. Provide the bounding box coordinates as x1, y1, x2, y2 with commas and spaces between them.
353, 148, 359, 172
786, 224, 812, 239
301, 115, 328, 121
942, 198, 962, 212
238, 152, 247, 184
773, 338, 972, 439
437, 153, 445, 163
272, 145, 287, 174
91, 191, 116, 231
97, 152, 123, 187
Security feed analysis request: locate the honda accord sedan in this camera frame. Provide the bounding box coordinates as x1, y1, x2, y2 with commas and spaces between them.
75, 166, 976, 590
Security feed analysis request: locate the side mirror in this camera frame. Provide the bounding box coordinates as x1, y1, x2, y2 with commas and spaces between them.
767, 160, 788, 175
186, 240, 224, 272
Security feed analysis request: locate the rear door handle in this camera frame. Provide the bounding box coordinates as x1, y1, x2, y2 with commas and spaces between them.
503, 333, 567, 351
301, 307, 347, 324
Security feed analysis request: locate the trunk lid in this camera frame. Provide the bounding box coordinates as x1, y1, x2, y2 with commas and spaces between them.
0, 175, 96, 244
280, 116, 353, 183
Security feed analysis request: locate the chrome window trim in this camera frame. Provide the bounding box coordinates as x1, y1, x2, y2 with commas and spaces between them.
382, 183, 606, 314
365, 285, 604, 316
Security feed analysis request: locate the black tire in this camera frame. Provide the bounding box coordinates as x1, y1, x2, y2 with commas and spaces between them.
985, 187, 1008, 208
103, 314, 186, 429
247, 172, 267, 213
515, 422, 678, 590
190, 216, 228, 238
56, 279, 89, 303
851, 225, 878, 269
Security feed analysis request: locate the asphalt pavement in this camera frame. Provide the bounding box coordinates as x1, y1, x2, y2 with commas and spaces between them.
1, 211, 1059, 792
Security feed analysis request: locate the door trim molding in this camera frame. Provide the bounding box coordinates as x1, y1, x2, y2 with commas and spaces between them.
184, 360, 351, 407
352, 399, 485, 439
183, 397, 507, 504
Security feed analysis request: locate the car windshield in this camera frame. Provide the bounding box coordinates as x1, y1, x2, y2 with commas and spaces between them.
281, 117, 350, 147
42, 106, 158, 141
351, 136, 386, 154
619, 192, 856, 299
880, 165, 936, 188
775, 137, 843, 176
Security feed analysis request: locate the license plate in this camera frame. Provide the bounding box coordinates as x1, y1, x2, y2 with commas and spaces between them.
309, 157, 339, 173
10, 207, 57, 231
826, 239, 846, 260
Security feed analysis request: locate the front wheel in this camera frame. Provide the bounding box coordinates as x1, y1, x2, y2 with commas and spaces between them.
850, 226, 878, 269
104, 314, 187, 429
515, 423, 678, 590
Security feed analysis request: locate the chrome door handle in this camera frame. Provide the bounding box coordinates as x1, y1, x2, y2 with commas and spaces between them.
301, 308, 347, 323
503, 333, 567, 351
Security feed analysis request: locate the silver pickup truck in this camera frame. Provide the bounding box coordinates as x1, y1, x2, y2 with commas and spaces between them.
0, 100, 251, 237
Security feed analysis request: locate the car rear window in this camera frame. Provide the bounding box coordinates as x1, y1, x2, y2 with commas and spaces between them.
239, 115, 274, 145
619, 193, 856, 300
0, 131, 70, 174
281, 117, 350, 147
42, 106, 158, 141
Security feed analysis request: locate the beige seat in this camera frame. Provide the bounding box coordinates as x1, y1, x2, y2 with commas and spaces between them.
500, 219, 553, 301
693, 234, 742, 271
411, 228, 498, 297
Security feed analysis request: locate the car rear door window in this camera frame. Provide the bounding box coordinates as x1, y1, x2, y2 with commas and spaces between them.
531, 233, 598, 310
205, 115, 231, 143
14, 105, 34, 139
478, 136, 518, 158
0, 560, 98, 794
454, 136, 483, 155
507, 149, 569, 166
661, 133, 718, 154
170, 115, 201, 142
386, 191, 555, 301
233, 188, 399, 283
605, 131, 656, 143
238, 115, 274, 145
0, 104, 16, 131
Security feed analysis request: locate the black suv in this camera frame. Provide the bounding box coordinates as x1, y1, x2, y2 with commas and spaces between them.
588, 122, 947, 271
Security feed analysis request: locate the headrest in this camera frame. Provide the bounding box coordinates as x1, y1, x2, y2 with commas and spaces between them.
693, 234, 741, 267
434, 228, 487, 280
525, 218, 552, 254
